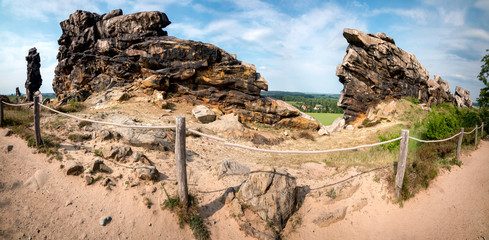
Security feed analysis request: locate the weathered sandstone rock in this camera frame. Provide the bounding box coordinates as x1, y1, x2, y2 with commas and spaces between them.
454, 86, 473, 108
65, 160, 84, 175
236, 168, 297, 229
25, 47, 43, 101
53, 10, 318, 129
336, 28, 454, 124
192, 105, 216, 123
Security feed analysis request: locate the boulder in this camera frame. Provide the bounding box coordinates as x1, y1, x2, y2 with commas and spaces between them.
102, 145, 132, 161
336, 28, 454, 125
192, 105, 216, 123
318, 117, 345, 136
136, 166, 159, 181
217, 159, 250, 179
236, 168, 297, 229
65, 161, 84, 175
52, 9, 318, 130
25, 47, 43, 101
454, 86, 473, 108
91, 158, 112, 173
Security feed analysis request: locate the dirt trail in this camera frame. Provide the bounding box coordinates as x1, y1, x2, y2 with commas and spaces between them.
289, 140, 489, 240
1, 125, 489, 240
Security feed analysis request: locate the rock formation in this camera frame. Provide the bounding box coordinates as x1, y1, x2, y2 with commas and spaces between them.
454, 86, 473, 108
53, 9, 319, 129
236, 168, 298, 230
25, 47, 43, 101
336, 28, 454, 124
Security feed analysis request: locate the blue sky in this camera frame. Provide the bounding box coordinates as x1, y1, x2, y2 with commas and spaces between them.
0, 0, 488, 101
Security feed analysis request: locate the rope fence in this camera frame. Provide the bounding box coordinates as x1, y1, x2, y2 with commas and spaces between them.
0, 96, 486, 200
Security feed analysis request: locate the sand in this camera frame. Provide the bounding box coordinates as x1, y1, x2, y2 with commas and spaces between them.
1, 126, 488, 240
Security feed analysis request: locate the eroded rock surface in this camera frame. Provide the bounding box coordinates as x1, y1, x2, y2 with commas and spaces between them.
336, 28, 454, 124
25, 47, 43, 101
53, 9, 318, 129
236, 168, 297, 229
454, 86, 473, 108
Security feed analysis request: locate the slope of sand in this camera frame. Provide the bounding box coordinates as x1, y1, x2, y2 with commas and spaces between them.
1, 127, 489, 239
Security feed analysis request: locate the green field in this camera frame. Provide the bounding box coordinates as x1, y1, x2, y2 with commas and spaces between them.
307, 112, 343, 126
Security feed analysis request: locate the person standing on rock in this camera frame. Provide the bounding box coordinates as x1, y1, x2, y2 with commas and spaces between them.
25, 47, 42, 101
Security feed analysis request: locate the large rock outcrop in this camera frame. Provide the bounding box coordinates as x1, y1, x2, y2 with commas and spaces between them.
25, 47, 43, 101
454, 86, 473, 108
336, 28, 454, 124
53, 9, 319, 129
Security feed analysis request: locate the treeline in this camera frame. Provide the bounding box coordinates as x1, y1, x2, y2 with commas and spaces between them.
265, 94, 343, 113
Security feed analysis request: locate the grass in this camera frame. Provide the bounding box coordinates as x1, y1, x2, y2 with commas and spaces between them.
307, 113, 343, 126
160, 183, 210, 240
2, 106, 63, 161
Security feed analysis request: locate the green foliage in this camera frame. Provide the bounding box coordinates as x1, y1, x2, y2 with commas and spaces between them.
268, 95, 343, 113
425, 112, 459, 140
478, 49, 489, 107
378, 131, 401, 151
405, 96, 419, 105
160, 183, 209, 240
307, 113, 343, 125
56, 100, 85, 113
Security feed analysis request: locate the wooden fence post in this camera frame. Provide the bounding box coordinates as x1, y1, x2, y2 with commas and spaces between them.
481, 122, 484, 139
0, 100, 4, 127
457, 128, 464, 162
34, 95, 42, 146
475, 125, 478, 147
175, 116, 189, 206
395, 129, 409, 198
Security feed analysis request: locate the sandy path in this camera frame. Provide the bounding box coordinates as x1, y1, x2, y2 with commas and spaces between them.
1, 124, 489, 240
0, 129, 194, 240
289, 140, 489, 240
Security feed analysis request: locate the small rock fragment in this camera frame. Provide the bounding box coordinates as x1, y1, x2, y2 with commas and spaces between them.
65, 161, 84, 176
99, 216, 112, 226
136, 166, 159, 181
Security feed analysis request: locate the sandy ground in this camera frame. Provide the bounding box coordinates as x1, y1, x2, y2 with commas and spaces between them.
1, 127, 489, 240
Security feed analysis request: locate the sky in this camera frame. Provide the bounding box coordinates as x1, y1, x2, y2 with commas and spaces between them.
0, 0, 488, 101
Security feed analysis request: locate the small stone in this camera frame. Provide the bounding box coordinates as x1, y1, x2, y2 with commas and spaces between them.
65, 161, 84, 176
85, 175, 94, 185
4, 145, 13, 153
192, 105, 216, 123
65, 200, 73, 206
102, 177, 117, 187
5, 129, 12, 136
136, 166, 159, 181
99, 216, 112, 226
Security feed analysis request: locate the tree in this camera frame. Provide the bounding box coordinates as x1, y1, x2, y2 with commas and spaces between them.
478, 49, 489, 107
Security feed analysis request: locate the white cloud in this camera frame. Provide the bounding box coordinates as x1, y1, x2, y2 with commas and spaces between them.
1, 0, 101, 21
438, 8, 466, 26
370, 8, 428, 24
475, 0, 489, 11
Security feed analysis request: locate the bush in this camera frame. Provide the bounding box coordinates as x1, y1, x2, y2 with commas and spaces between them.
378, 131, 401, 152
425, 112, 459, 140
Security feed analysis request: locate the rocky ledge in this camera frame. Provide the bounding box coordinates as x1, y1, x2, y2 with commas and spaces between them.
53, 9, 319, 129
336, 28, 471, 125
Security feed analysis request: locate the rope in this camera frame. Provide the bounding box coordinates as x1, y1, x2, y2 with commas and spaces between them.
186, 128, 227, 142
409, 132, 461, 143
40, 104, 175, 130
222, 137, 402, 154
1, 101, 34, 107
464, 126, 478, 135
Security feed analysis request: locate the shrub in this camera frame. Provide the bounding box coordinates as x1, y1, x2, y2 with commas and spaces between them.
298, 131, 315, 141
425, 112, 459, 140
378, 131, 401, 152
